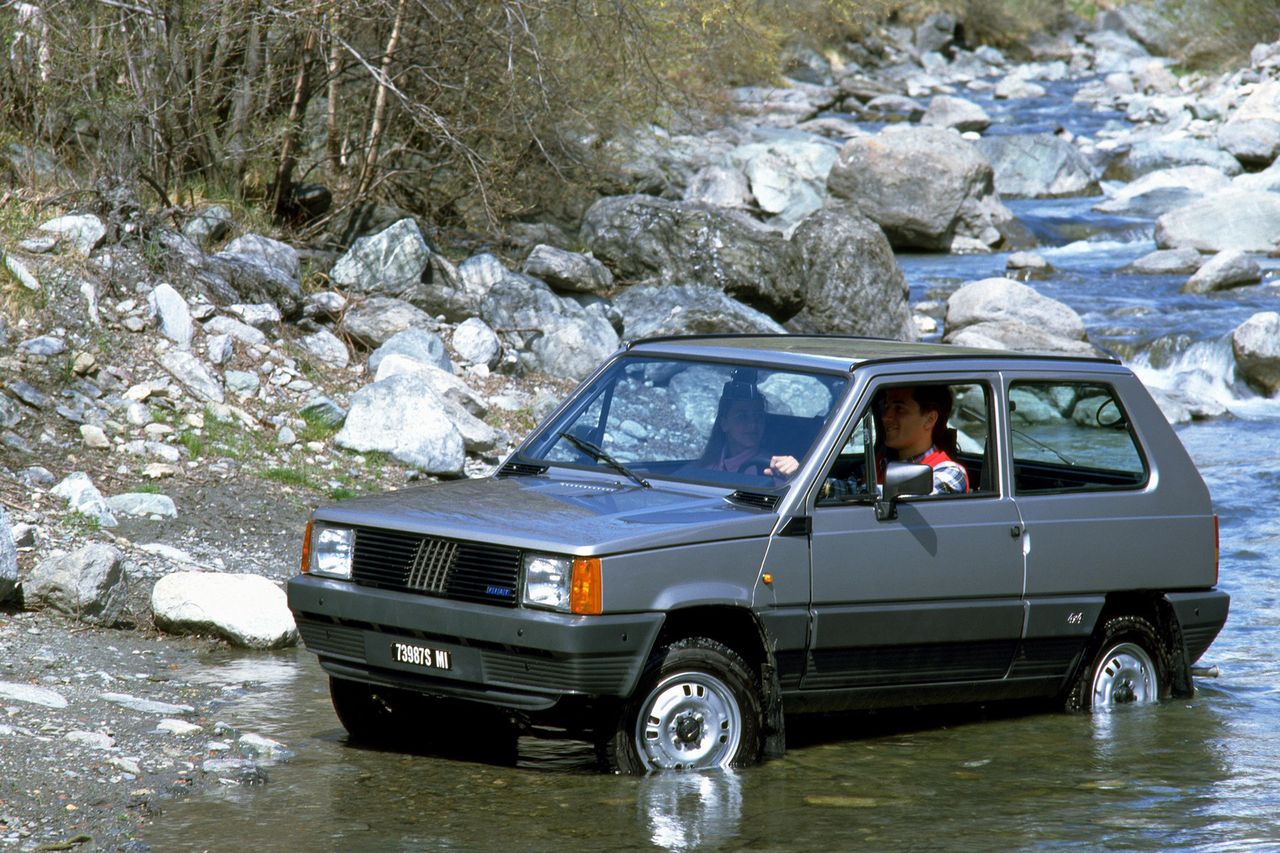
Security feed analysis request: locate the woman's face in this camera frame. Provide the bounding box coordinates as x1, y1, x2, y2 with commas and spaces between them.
720, 398, 765, 453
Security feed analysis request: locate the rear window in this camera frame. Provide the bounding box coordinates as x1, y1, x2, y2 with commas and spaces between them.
1008, 380, 1148, 494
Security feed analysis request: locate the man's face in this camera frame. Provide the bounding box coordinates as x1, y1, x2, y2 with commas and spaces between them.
721, 399, 765, 452
881, 387, 937, 455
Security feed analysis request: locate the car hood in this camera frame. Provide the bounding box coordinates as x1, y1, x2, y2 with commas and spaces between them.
311, 474, 780, 555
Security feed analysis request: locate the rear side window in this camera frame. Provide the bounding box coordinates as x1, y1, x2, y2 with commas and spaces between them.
1008, 381, 1148, 494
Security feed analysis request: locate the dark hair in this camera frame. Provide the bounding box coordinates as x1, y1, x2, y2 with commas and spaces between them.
909, 385, 957, 456
698, 382, 767, 466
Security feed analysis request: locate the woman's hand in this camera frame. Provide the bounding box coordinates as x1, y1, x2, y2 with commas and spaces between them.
763, 455, 799, 478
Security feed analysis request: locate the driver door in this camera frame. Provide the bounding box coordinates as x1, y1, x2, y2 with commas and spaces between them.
802, 376, 1026, 691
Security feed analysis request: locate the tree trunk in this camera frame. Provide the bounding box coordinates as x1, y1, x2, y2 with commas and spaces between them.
355, 0, 407, 200
272, 27, 319, 220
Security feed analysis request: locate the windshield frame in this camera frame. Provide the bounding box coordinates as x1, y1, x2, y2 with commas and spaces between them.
511, 352, 852, 493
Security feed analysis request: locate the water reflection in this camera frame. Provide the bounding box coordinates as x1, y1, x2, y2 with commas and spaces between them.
638, 771, 743, 851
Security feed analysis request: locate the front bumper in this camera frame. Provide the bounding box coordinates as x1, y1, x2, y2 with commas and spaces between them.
288, 575, 664, 711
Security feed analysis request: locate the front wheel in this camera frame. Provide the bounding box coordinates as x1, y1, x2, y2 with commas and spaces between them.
599, 637, 762, 773
1066, 615, 1169, 712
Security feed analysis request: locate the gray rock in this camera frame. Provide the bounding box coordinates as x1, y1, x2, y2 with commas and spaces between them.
915, 11, 956, 54
0, 393, 22, 428
828, 126, 1019, 251
1106, 138, 1243, 181
299, 396, 346, 428
994, 76, 1047, 99
159, 349, 225, 403
238, 732, 293, 762
204, 234, 302, 314
26, 543, 130, 625
303, 290, 347, 320
521, 244, 614, 295
1094, 166, 1231, 215
3, 253, 40, 290
297, 328, 350, 370
861, 94, 924, 121
9, 380, 51, 409
224, 370, 259, 396
974, 134, 1097, 199
1232, 311, 1280, 395
450, 318, 502, 368
458, 253, 509, 298
1232, 80, 1280, 124
228, 303, 282, 329
0, 681, 67, 708
335, 374, 466, 474
683, 165, 752, 209
100, 692, 194, 716
149, 283, 193, 348
368, 327, 451, 375
151, 572, 298, 649
1183, 250, 1262, 293
373, 357, 498, 451
729, 139, 837, 224
0, 508, 15, 603
17, 334, 66, 357
203, 315, 267, 348
182, 205, 233, 250
946, 277, 1087, 341
106, 493, 178, 518
615, 284, 785, 338
921, 95, 992, 132
330, 218, 430, 298
51, 472, 118, 528
529, 315, 621, 382
80, 424, 110, 449
1124, 247, 1203, 275
206, 333, 234, 365
38, 213, 106, 256
786, 203, 914, 339
341, 296, 437, 349
1218, 119, 1280, 167
1155, 189, 1280, 253
580, 194, 802, 318
946, 320, 1100, 357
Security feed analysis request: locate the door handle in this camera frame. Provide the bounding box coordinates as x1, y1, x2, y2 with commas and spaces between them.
1010, 524, 1022, 537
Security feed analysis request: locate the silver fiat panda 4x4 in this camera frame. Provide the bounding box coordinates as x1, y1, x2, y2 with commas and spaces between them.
287, 336, 1228, 772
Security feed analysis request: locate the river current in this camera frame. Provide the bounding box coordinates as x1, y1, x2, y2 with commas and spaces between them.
143, 74, 1280, 851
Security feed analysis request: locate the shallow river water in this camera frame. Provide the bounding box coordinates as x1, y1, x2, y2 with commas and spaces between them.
143, 75, 1280, 851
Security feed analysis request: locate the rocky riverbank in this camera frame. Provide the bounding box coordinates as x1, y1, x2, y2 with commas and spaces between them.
4, 5, 1280, 849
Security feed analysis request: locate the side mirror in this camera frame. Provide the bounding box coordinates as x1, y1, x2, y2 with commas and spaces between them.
875, 462, 933, 521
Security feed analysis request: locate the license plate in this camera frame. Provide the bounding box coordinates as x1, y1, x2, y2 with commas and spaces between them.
390, 641, 452, 671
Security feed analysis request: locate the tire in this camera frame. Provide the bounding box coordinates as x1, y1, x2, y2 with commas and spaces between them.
1066, 615, 1169, 712
599, 637, 762, 773
329, 676, 412, 743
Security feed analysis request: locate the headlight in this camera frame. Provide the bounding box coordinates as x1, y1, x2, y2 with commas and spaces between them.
522, 554, 602, 614
310, 525, 355, 579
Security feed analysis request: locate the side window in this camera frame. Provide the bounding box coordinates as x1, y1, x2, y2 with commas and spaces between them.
1008, 381, 1148, 494
817, 381, 995, 504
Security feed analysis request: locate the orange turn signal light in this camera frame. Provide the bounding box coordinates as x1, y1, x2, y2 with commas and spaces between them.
570, 557, 602, 615
300, 519, 313, 574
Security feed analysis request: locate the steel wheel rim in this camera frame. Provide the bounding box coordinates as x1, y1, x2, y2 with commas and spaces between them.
636, 672, 742, 770
1091, 642, 1158, 708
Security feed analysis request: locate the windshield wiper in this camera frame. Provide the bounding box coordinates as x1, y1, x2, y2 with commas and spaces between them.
557, 432, 650, 489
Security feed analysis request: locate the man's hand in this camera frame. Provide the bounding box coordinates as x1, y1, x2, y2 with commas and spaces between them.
763, 455, 800, 478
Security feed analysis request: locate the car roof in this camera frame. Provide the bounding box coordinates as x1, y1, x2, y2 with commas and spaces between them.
623, 334, 1121, 373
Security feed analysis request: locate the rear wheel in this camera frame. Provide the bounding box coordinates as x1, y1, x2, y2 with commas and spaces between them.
599, 637, 762, 773
1066, 615, 1169, 712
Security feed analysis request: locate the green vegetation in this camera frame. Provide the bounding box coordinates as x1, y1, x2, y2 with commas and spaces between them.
60, 510, 102, 535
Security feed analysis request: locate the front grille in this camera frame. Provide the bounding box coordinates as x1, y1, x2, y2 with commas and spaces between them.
351, 527, 521, 607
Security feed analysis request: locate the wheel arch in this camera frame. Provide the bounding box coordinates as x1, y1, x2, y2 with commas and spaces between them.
1088, 591, 1192, 698
649, 604, 786, 759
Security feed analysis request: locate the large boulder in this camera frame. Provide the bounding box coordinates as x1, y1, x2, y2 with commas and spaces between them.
1105, 138, 1242, 182
1094, 166, 1231, 216
335, 374, 466, 474
1183, 250, 1262, 294
786, 203, 913, 339
151, 572, 297, 649
368, 327, 451, 375
945, 278, 1090, 353
973, 134, 1097, 199
51, 472, 118, 528
1155, 189, 1280, 253
728, 138, 838, 225
580, 194, 802, 318
24, 544, 131, 626
1232, 312, 1280, 395
341, 296, 437, 349
615, 284, 785, 338
373, 356, 499, 452
921, 95, 992, 133
480, 270, 620, 379
329, 218, 430, 298
521, 244, 614, 295
1217, 119, 1280, 168
1232, 79, 1280, 124
203, 234, 303, 315
37, 213, 105, 256
827, 126, 1021, 252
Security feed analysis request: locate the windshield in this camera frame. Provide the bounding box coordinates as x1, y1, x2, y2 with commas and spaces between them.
518, 355, 847, 491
